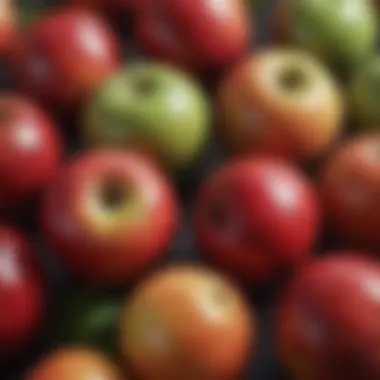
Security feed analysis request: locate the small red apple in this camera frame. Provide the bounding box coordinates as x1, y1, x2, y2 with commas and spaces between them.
134, 0, 251, 73
276, 253, 380, 380
0, 0, 16, 55
41, 150, 179, 286
320, 133, 380, 251
11, 7, 121, 110
193, 156, 320, 284
0, 95, 62, 216
0, 225, 45, 359
217, 49, 344, 163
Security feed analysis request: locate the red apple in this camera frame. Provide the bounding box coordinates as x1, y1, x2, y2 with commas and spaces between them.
0, 0, 16, 55
0, 95, 62, 216
320, 133, 380, 251
276, 253, 380, 380
193, 156, 320, 284
41, 150, 179, 286
217, 49, 344, 163
11, 7, 121, 110
0, 225, 45, 359
134, 0, 251, 73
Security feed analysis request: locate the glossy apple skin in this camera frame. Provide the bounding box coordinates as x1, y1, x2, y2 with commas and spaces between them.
193, 157, 320, 284
0, 0, 16, 55
134, 0, 251, 72
276, 254, 380, 380
120, 266, 255, 380
11, 8, 121, 110
0, 226, 45, 359
0, 96, 63, 216
273, 0, 376, 74
83, 63, 211, 172
320, 134, 380, 251
41, 150, 179, 286
218, 49, 343, 163
26, 348, 124, 380
349, 55, 380, 129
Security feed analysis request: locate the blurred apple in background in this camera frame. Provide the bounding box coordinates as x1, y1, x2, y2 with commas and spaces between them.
349, 55, 380, 129
276, 253, 380, 380
82, 63, 211, 172
0, 95, 62, 217
273, 0, 377, 75
120, 265, 255, 380
218, 49, 343, 164
41, 150, 179, 286
133, 0, 251, 73
0, 0, 16, 55
10, 7, 121, 110
26, 348, 124, 380
0, 225, 45, 360
320, 133, 380, 252
193, 157, 320, 284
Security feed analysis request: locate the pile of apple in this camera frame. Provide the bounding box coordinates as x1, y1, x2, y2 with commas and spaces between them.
2, 0, 380, 379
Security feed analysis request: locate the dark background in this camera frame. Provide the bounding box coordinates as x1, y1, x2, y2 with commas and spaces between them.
1, 0, 292, 379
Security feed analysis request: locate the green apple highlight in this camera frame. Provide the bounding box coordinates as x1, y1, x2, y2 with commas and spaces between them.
82, 63, 211, 172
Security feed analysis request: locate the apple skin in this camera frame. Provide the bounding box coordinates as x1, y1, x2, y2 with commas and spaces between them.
0, 95, 63, 216
26, 348, 124, 380
217, 49, 343, 163
0, 225, 45, 360
82, 63, 211, 172
120, 265, 255, 380
40, 149, 179, 286
10, 8, 121, 110
320, 133, 380, 252
0, 0, 16, 55
134, 0, 251, 73
349, 55, 380, 129
193, 156, 320, 284
273, 0, 377, 74
276, 253, 380, 380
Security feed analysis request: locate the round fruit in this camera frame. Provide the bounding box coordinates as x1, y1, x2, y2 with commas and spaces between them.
41, 149, 178, 286
0, 95, 62, 216
120, 265, 255, 380
276, 254, 380, 380
218, 49, 343, 163
194, 156, 320, 284
320, 133, 380, 251
0, 226, 45, 359
48, 290, 122, 352
273, 0, 377, 74
0, 0, 16, 55
11, 7, 120, 109
26, 348, 124, 380
82, 62, 211, 172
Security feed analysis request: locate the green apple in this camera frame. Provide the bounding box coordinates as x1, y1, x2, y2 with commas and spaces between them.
275, 0, 377, 74
82, 62, 211, 172
47, 290, 123, 353
350, 55, 380, 129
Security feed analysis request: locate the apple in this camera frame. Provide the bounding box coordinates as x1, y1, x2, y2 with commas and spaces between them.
133, 0, 251, 73
10, 7, 121, 110
217, 49, 344, 163
320, 133, 380, 251
48, 289, 123, 353
26, 348, 124, 380
0, 0, 16, 55
82, 62, 211, 172
193, 156, 320, 284
120, 265, 255, 380
276, 253, 380, 380
0, 95, 63, 216
67, 0, 131, 13
41, 149, 179, 286
0, 225, 45, 359
273, 0, 377, 74
349, 55, 380, 129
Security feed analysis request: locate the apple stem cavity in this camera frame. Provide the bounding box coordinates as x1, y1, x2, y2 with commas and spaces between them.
133, 77, 157, 96
278, 67, 307, 92
99, 179, 130, 211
